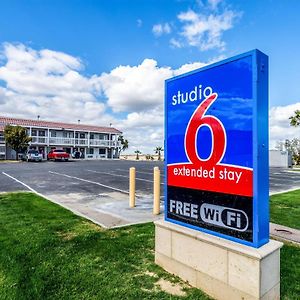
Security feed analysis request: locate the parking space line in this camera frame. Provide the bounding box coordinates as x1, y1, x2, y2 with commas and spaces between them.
2, 172, 39, 193
88, 169, 152, 182
49, 171, 131, 194
87, 169, 164, 185
2, 172, 111, 229
116, 168, 165, 177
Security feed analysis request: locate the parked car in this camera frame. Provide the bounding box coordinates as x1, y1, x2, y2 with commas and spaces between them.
26, 150, 43, 162
71, 151, 81, 159
47, 149, 69, 161
19, 153, 27, 161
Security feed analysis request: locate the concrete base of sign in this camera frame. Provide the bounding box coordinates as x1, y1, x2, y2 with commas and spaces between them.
155, 220, 283, 300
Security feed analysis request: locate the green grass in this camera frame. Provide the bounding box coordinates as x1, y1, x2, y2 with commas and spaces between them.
270, 190, 300, 229
0, 192, 299, 299
280, 244, 300, 299
0, 192, 210, 300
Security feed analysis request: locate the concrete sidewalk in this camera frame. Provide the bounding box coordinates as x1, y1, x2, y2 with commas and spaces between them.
270, 222, 300, 244
44, 191, 164, 229
44, 191, 300, 245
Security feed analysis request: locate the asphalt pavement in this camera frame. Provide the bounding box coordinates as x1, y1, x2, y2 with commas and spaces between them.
0, 160, 165, 228
1, 161, 300, 228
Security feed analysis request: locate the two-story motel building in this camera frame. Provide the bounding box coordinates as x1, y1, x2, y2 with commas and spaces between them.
0, 116, 122, 160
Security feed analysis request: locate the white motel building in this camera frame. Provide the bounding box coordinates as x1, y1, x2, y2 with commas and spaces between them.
0, 116, 122, 160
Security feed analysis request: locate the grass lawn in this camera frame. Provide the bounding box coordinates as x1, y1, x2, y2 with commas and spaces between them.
270, 189, 300, 229
0, 192, 210, 300
0, 192, 299, 300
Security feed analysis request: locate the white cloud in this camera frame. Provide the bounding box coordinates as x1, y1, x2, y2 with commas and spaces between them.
99, 59, 172, 112
174, 61, 207, 75
151, 1, 241, 51
177, 9, 240, 51
269, 103, 300, 148
99, 58, 216, 154
0, 43, 213, 154
119, 107, 164, 153
208, 0, 222, 11
152, 23, 172, 37
0, 43, 109, 124
170, 38, 183, 48
4, 42, 297, 156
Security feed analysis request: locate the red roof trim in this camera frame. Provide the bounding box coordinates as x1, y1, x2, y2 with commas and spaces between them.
0, 116, 122, 134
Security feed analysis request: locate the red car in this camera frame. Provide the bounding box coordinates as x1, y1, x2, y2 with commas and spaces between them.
47, 149, 70, 161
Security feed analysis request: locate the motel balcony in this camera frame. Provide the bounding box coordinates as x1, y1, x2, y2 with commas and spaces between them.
30, 136, 121, 147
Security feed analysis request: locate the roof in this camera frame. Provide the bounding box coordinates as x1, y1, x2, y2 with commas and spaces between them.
0, 116, 122, 134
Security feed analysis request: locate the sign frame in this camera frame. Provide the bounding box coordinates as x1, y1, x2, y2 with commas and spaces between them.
164, 49, 269, 248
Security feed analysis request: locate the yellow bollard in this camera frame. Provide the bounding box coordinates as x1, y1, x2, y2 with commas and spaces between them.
129, 167, 136, 207
153, 166, 160, 215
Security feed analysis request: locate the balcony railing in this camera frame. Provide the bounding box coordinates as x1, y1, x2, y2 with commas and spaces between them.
30, 137, 120, 147
49, 137, 83, 145
90, 140, 110, 146
31, 137, 47, 144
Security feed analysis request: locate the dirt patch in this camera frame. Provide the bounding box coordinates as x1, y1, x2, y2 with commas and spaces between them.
0, 270, 5, 285
81, 221, 103, 232
57, 231, 78, 241
156, 278, 186, 296
144, 270, 156, 277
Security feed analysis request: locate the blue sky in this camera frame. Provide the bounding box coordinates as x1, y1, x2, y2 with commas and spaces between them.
0, 0, 299, 152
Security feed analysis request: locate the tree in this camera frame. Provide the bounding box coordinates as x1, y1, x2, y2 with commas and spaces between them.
154, 146, 164, 161
288, 110, 300, 164
118, 135, 129, 157
134, 150, 141, 160
289, 110, 300, 127
4, 125, 32, 160
145, 154, 154, 161
285, 138, 300, 165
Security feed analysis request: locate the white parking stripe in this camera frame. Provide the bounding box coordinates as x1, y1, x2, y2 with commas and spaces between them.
49, 171, 131, 194
2, 172, 110, 228
2, 172, 39, 193
116, 168, 165, 177
87, 169, 164, 185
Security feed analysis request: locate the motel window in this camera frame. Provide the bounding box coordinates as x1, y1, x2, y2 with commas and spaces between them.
39, 130, 45, 137
51, 131, 56, 137
99, 149, 106, 155
87, 148, 94, 155
80, 133, 85, 139
31, 129, 37, 136
90, 134, 94, 139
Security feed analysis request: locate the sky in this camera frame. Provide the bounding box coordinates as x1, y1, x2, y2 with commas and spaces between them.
0, 0, 299, 153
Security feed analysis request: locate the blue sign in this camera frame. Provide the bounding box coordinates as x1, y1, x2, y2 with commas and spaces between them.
165, 50, 269, 248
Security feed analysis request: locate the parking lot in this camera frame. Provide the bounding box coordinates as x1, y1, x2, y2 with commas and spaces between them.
1, 160, 300, 227
0, 160, 165, 228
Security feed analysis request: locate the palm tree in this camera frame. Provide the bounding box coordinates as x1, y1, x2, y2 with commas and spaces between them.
134, 150, 141, 160
289, 110, 300, 127
154, 146, 164, 161
118, 135, 129, 157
